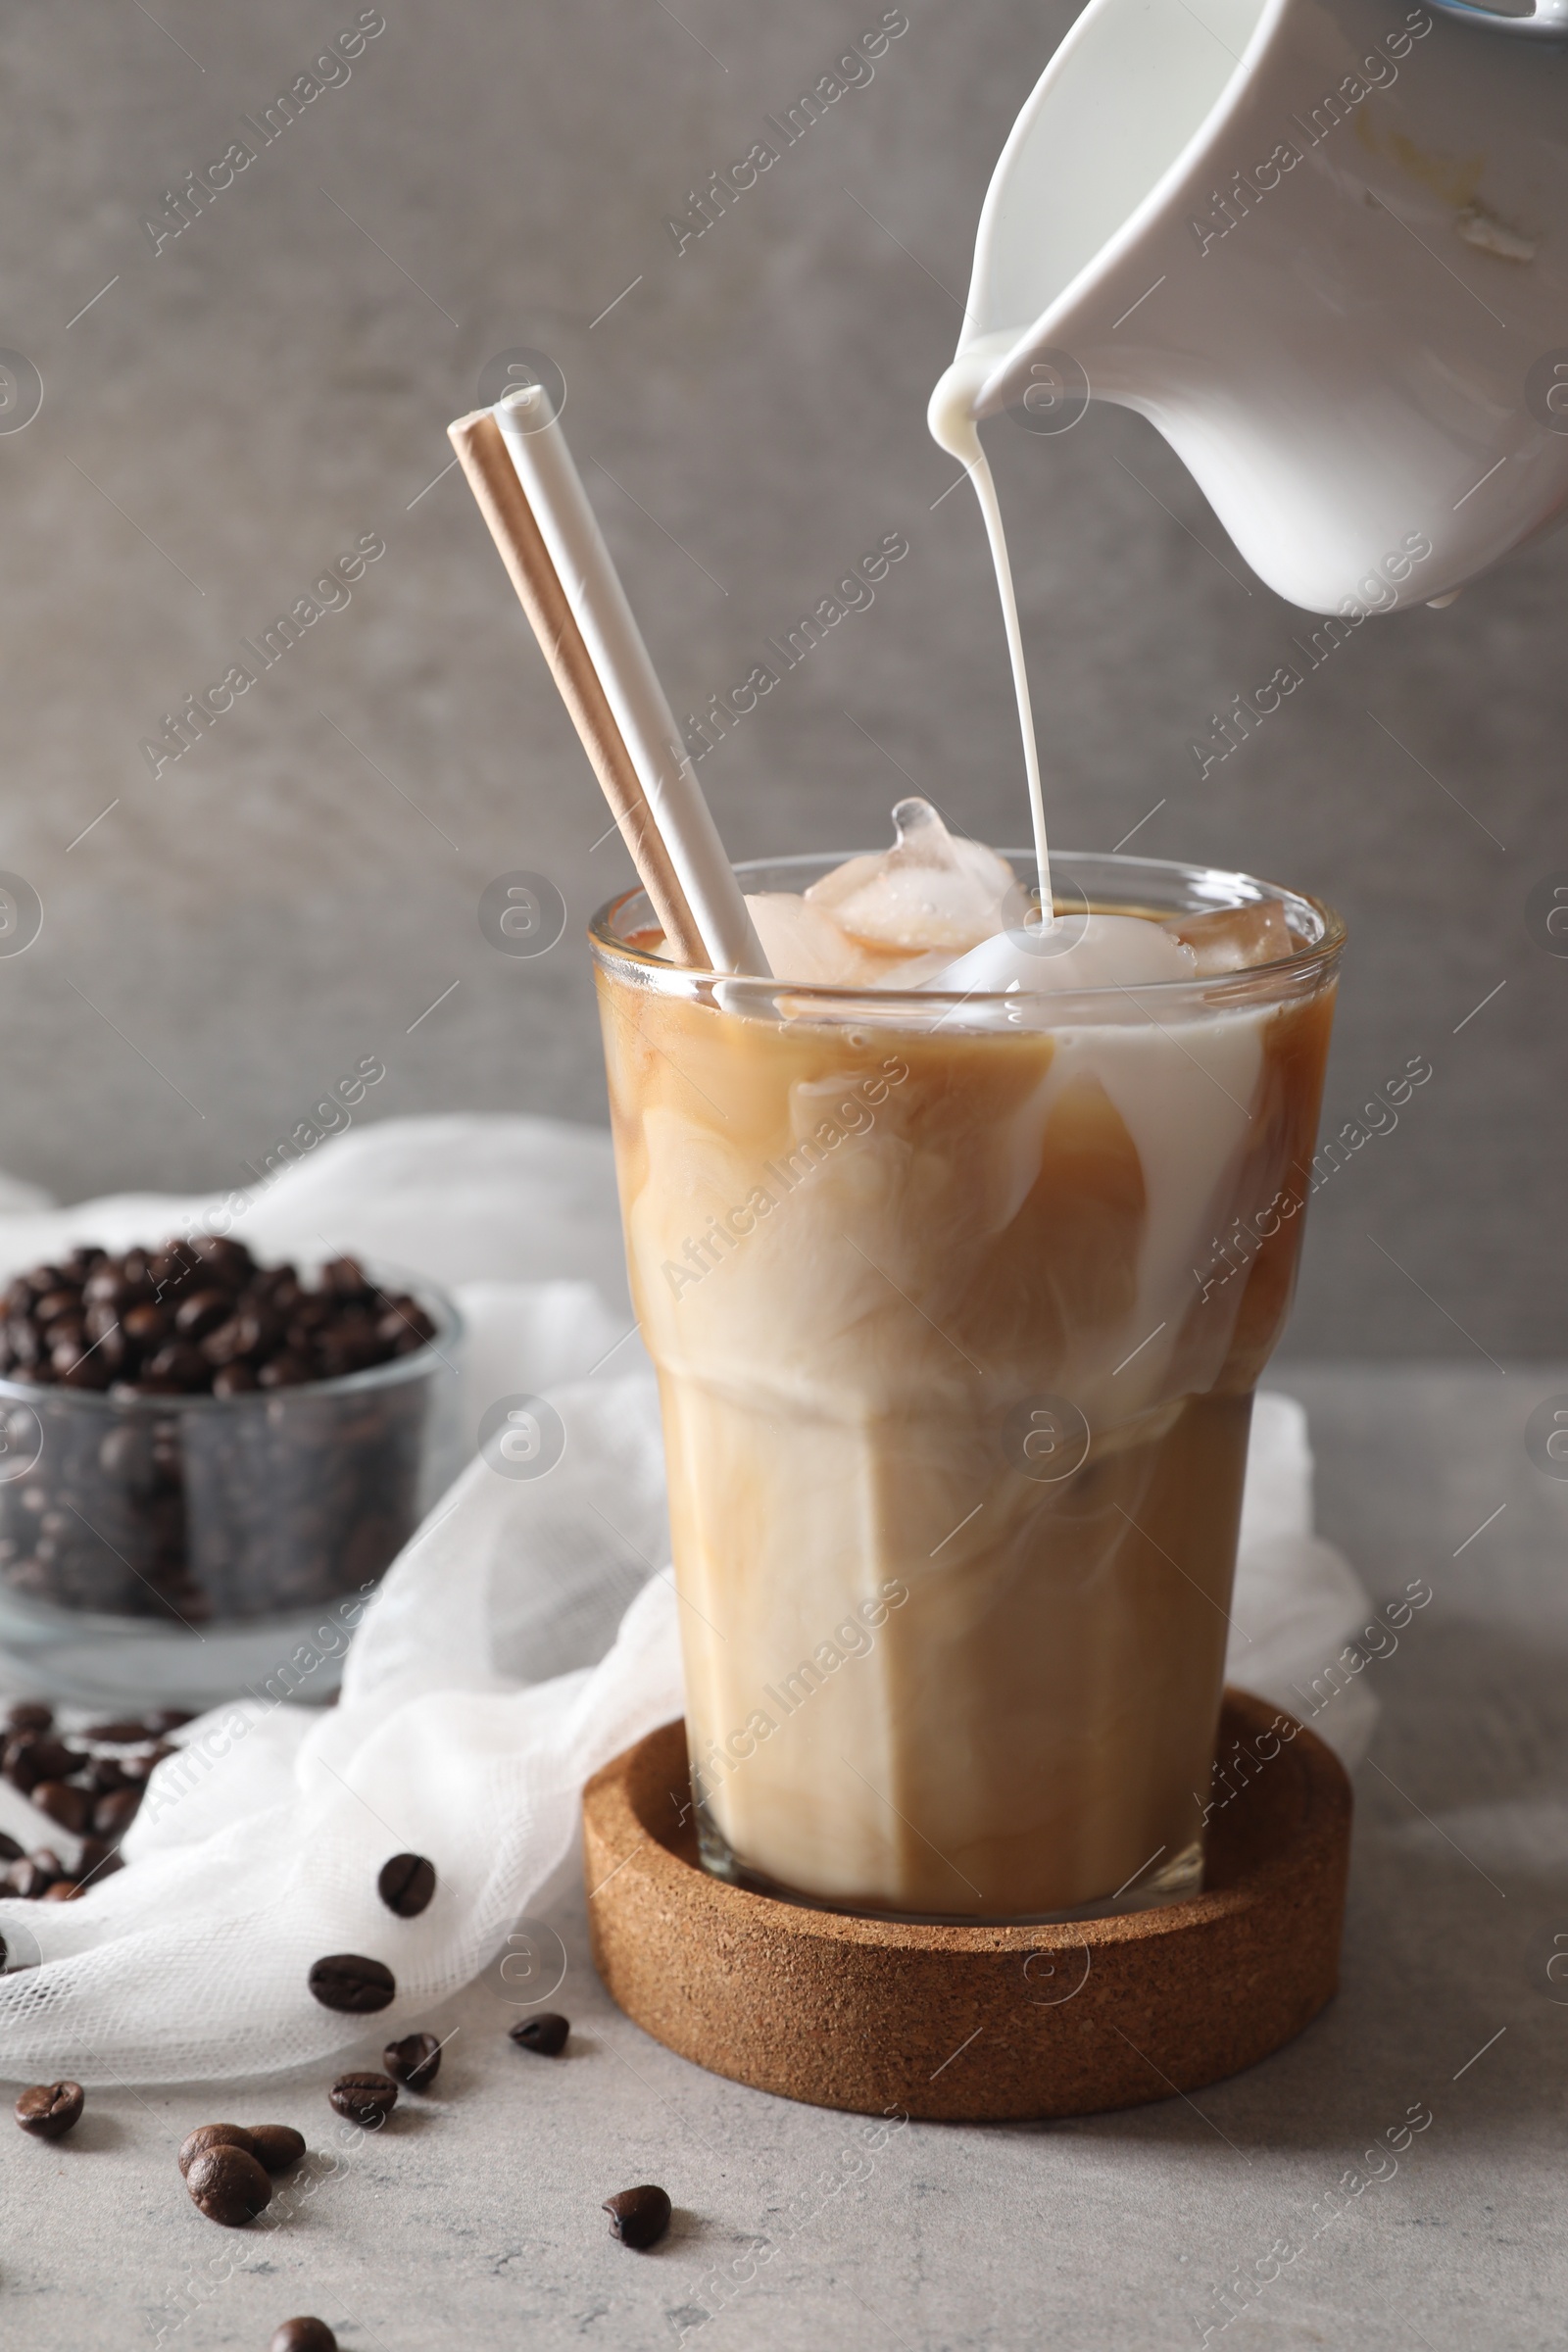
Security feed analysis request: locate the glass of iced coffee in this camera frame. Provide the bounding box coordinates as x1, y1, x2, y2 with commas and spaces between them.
590, 806, 1342, 1923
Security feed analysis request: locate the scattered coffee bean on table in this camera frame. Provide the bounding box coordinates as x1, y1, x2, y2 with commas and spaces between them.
510, 2012, 569, 2056
178, 2123, 256, 2178
4, 1853, 59, 1898
93, 1786, 142, 1838
246, 2124, 307, 2174
15, 2082, 84, 2139
308, 1953, 396, 2013
32, 1779, 92, 1834
186, 2143, 272, 2226
603, 2184, 672, 2249
328, 2073, 398, 2127
0, 1706, 153, 1885
270, 2320, 337, 2352
5, 1736, 76, 1792
376, 1851, 436, 1918
383, 2031, 441, 2091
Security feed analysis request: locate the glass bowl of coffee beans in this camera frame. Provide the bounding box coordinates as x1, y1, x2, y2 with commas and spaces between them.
0, 1236, 461, 1706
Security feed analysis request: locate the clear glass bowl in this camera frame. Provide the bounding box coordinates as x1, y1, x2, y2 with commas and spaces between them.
0, 1266, 463, 1708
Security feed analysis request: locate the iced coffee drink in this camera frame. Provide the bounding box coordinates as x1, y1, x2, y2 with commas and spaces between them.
592, 805, 1340, 1920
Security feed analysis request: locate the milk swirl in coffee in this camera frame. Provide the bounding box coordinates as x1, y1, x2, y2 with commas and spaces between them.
594, 359, 1338, 1920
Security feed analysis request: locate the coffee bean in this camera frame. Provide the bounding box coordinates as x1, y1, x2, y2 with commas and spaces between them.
270, 2321, 336, 2352
32, 1780, 92, 1835
246, 2124, 307, 2174
376, 1852, 436, 1919
85, 1718, 150, 1744
186, 2143, 272, 2226
85, 1329, 128, 1377
510, 2013, 569, 2057
151, 1241, 201, 1289
81, 1297, 121, 1342
178, 2123, 256, 2178
41, 1880, 81, 1901
383, 2032, 441, 2091
15, 2082, 83, 2140
83, 1268, 135, 1308
307, 1953, 396, 2014
4, 1855, 55, 1898
328, 2073, 397, 2127
212, 1361, 258, 1396
174, 1289, 232, 1341
146, 1341, 208, 1389
6, 1702, 52, 1734
93, 1786, 142, 1839
46, 1331, 86, 1376
57, 1343, 111, 1392
201, 1315, 252, 1366
122, 1302, 169, 1348
0, 1831, 22, 1863
258, 1352, 312, 1389
603, 2184, 671, 2249
322, 1256, 370, 1299
5, 1736, 74, 1792
191, 1234, 255, 1285
317, 1319, 381, 1378
20, 1264, 69, 1299
2, 1318, 40, 1370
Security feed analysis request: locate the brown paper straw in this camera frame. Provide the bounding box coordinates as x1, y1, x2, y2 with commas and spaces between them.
447, 407, 706, 965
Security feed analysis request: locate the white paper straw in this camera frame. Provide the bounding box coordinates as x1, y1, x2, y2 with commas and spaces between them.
495, 386, 767, 978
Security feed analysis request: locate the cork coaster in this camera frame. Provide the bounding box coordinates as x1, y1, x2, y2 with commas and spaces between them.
583, 1689, 1351, 2121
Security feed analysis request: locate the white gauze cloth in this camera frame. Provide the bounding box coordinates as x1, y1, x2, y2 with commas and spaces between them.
0, 1117, 1375, 2082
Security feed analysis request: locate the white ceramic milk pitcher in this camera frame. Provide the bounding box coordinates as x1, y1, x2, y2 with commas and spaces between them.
950, 0, 1568, 612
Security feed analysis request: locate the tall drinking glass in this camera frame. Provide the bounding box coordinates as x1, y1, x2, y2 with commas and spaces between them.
591, 851, 1342, 1922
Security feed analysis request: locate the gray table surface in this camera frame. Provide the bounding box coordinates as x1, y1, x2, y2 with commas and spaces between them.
1, 1363, 1561, 2351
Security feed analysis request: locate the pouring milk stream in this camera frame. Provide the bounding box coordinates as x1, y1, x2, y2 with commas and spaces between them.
932, 0, 1568, 622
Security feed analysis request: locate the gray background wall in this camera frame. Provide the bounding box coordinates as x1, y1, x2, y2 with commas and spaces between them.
0, 0, 1561, 1355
